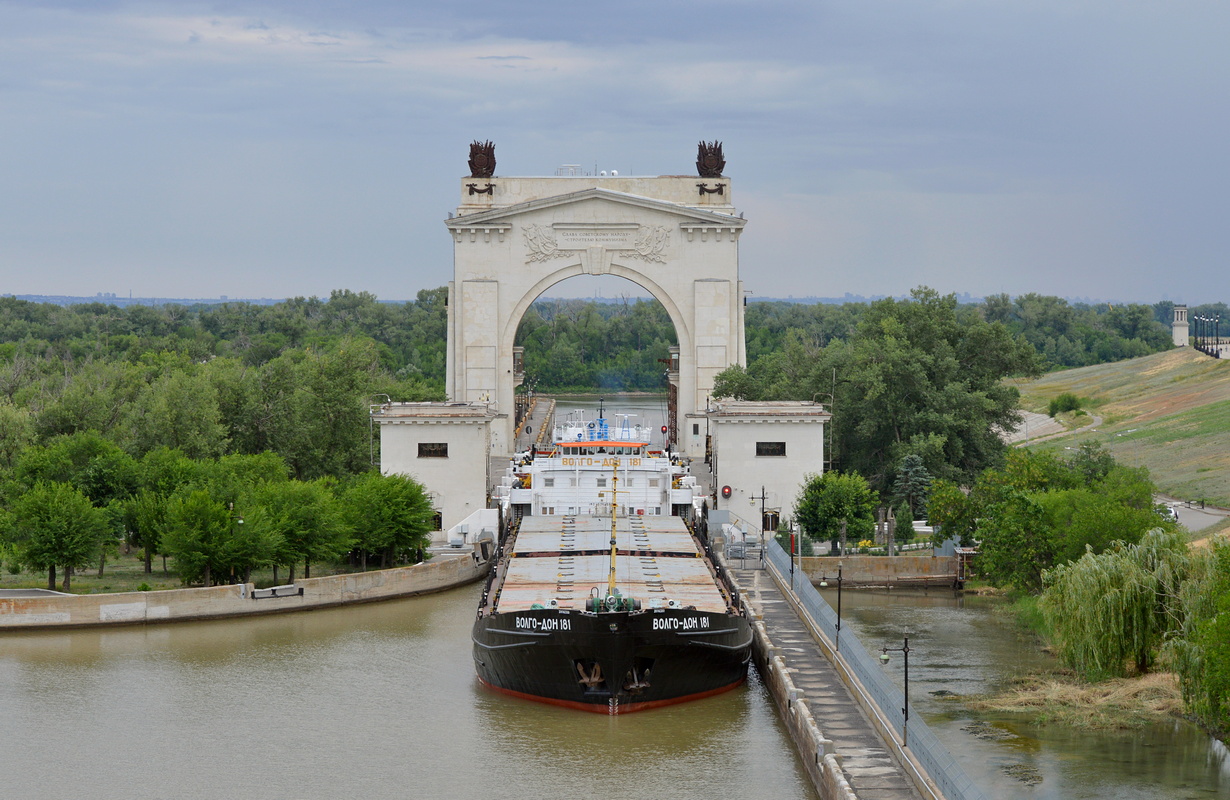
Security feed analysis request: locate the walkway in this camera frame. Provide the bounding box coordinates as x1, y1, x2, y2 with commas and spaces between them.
731, 561, 924, 800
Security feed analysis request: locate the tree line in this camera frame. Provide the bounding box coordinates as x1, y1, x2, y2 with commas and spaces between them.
1, 434, 432, 591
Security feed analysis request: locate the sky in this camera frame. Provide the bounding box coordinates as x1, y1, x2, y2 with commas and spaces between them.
1, 0, 1226, 304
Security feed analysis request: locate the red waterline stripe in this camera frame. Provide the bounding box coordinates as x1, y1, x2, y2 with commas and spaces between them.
476, 676, 746, 715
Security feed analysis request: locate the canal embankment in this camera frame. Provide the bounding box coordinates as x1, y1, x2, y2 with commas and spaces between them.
724, 537, 991, 800
0, 548, 488, 630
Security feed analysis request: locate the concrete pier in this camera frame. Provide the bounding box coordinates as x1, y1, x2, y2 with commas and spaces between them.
729, 559, 932, 799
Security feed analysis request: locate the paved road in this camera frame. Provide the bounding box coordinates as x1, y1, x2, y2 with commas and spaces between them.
1157, 495, 1230, 533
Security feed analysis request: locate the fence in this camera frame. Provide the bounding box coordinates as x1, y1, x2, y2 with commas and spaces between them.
765, 539, 988, 800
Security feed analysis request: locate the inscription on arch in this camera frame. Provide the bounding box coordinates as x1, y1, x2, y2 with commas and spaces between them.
522, 224, 671, 264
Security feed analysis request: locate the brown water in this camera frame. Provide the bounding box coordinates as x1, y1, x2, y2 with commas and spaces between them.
0, 583, 817, 800
821, 587, 1230, 799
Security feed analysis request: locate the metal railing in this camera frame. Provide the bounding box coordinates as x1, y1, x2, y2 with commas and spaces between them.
766, 539, 988, 800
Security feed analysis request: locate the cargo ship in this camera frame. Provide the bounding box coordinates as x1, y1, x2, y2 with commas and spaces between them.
474, 405, 752, 714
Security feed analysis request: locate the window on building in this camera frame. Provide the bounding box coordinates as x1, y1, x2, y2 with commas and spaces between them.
693, 424, 700, 435
417, 442, 449, 458
756, 441, 787, 457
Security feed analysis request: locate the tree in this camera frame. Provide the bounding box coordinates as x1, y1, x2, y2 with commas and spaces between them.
1171, 540, 1230, 734
8, 481, 110, 590
794, 471, 876, 552
969, 448, 1166, 591
892, 454, 932, 520
249, 479, 351, 581
343, 472, 433, 569
714, 288, 1041, 490
1041, 529, 1187, 679
925, 479, 977, 546
162, 489, 231, 585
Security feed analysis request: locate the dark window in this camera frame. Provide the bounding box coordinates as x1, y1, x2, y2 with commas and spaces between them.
418, 442, 449, 458
756, 441, 786, 457
692, 424, 700, 435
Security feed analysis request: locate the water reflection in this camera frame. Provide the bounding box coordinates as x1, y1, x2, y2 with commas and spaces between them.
822, 587, 1230, 799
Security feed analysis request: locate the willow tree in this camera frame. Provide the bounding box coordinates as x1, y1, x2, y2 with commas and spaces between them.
1040, 529, 1187, 680
1168, 541, 1230, 733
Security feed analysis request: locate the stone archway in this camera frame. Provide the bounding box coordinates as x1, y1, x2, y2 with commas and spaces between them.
445, 176, 746, 456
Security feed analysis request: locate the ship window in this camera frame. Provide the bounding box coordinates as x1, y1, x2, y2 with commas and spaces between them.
756, 441, 787, 457
626, 479, 634, 487
597, 478, 607, 487
649, 479, 660, 488
570, 478, 577, 487
544, 478, 555, 487
417, 442, 448, 458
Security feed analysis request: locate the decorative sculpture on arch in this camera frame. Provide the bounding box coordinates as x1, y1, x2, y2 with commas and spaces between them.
696, 141, 725, 178
469, 140, 496, 178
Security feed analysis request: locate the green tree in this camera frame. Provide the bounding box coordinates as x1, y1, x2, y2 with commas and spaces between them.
1041, 529, 1187, 679
794, 471, 876, 552
343, 472, 433, 570
1171, 540, 1230, 734
162, 489, 231, 585
8, 481, 110, 590
924, 479, 977, 546
892, 454, 932, 520
249, 479, 351, 581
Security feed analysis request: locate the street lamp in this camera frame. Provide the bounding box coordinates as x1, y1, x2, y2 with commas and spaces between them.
879, 632, 911, 747
819, 561, 844, 652
789, 523, 797, 593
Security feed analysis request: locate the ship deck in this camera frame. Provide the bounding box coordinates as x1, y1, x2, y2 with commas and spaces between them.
495, 516, 729, 614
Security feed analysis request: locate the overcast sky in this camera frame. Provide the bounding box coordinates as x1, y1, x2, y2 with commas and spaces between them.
2, 1, 1226, 304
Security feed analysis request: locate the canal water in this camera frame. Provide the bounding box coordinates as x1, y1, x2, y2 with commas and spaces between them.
821, 587, 1230, 799
0, 582, 818, 800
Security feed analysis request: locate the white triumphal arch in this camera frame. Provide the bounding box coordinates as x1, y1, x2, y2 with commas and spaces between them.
444, 164, 747, 458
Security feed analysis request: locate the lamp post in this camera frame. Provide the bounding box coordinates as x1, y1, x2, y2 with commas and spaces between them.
789, 524, 797, 593
879, 633, 911, 747
819, 561, 844, 652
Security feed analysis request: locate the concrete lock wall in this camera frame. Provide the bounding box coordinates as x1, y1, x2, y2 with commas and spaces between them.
798, 555, 959, 588
0, 552, 488, 630
750, 617, 858, 800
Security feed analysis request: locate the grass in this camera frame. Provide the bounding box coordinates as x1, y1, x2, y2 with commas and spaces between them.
1012, 349, 1230, 505
0, 549, 365, 594
965, 672, 1184, 729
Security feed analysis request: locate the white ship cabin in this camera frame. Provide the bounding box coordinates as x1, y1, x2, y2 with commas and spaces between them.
496, 438, 698, 519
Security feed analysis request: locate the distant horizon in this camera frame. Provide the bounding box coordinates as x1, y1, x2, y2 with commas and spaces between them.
6, 289, 1219, 310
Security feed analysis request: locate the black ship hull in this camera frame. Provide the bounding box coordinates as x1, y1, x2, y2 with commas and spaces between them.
473, 607, 753, 714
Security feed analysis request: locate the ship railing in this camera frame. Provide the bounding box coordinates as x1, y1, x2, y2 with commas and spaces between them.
765, 538, 989, 800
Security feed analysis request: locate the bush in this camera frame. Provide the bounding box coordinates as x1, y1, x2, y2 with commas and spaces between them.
1048, 392, 1083, 417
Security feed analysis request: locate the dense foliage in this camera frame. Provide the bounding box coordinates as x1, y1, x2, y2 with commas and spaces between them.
716, 288, 1042, 490
1040, 529, 1188, 679
928, 444, 1167, 592
1171, 541, 1230, 735
514, 298, 677, 392
794, 471, 876, 548
0, 290, 448, 587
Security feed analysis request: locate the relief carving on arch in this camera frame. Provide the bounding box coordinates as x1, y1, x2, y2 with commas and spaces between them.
522, 224, 568, 262
521, 224, 670, 264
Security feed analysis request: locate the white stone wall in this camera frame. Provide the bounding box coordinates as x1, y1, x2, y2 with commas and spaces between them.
374, 403, 499, 531
709, 402, 829, 533
445, 176, 746, 457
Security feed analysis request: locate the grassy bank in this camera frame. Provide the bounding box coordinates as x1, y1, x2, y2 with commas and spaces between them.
966, 672, 1184, 729
1011, 348, 1230, 505
1, 550, 362, 594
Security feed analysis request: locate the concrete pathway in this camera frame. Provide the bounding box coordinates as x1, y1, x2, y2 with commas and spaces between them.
732, 562, 923, 800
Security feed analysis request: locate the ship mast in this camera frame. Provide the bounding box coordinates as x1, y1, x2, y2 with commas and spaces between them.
607, 465, 619, 599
